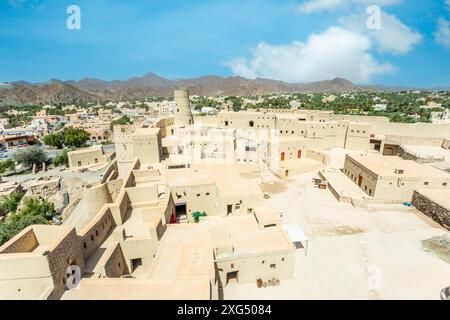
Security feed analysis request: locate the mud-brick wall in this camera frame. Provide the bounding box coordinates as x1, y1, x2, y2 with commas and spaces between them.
0, 228, 38, 253
412, 191, 450, 231
46, 229, 85, 300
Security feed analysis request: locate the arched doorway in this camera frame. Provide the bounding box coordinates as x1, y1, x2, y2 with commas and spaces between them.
281, 152, 285, 161
298, 150, 302, 159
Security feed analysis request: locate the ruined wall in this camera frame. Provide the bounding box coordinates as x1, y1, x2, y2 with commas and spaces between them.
412, 191, 450, 231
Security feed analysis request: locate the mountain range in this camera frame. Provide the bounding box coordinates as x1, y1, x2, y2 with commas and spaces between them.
0, 72, 447, 107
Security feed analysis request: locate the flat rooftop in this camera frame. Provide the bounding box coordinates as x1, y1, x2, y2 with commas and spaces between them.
209, 215, 293, 258
166, 164, 244, 188
61, 278, 211, 300
320, 168, 368, 200
133, 127, 160, 136
401, 145, 450, 161
147, 223, 215, 282
347, 154, 450, 179
68, 145, 102, 155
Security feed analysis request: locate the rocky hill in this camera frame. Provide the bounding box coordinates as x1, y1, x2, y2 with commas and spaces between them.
0, 72, 443, 107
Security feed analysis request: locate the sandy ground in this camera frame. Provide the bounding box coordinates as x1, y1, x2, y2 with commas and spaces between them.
225, 170, 450, 300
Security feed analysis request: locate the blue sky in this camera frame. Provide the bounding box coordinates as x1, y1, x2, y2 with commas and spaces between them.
0, 0, 449, 87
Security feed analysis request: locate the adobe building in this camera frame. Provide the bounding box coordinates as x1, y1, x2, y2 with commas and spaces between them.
217, 111, 370, 152
0, 225, 85, 300
343, 154, 450, 202
166, 164, 262, 222
0, 157, 298, 300
211, 213, 295, 287
68, 146, 110, 171
114, 125, 162, 176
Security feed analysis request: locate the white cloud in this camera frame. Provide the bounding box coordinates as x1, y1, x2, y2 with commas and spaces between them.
297, 0, 401, 14
297, 0, 345, 14
340, 11, 421, 55
435, 18, 450, 48
227, 26, 394, 83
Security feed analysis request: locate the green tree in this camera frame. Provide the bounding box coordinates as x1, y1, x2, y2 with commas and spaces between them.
0, 198, 54, 246
43, 132, 64, 149
43, 128, 89, 149
0, 191, 23, 217
110, 115, 131, 132
0, 159, 16, 174
192, 211, 207, 223
62, 127, 90, 148
53, 149, 69, 167
19, 198, 56, 219
14, 146, 48, 169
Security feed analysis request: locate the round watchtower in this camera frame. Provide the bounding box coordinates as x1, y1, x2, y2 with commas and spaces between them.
174, 89, 194, 127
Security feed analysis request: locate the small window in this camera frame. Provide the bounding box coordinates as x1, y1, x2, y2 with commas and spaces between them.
443, 183, 447, 187
196, 194, 200, 197
270, 264, 276, 270
424, 182, 429, 186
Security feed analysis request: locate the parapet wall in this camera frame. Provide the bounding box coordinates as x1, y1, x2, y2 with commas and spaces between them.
0, 228, 38, 253
79, 207, 116, 259
92, 242, 129, 278
306, 149, 330, 165
386, 135, 445, 147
